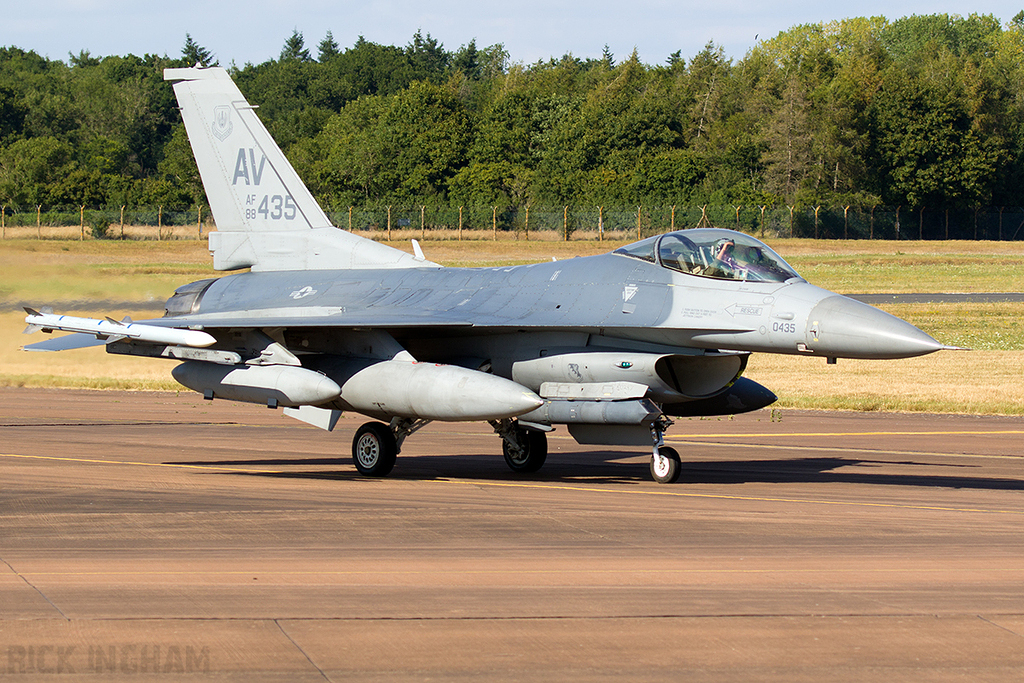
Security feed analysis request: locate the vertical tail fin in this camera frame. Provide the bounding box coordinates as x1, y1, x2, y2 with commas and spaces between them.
164, 66, 433, 272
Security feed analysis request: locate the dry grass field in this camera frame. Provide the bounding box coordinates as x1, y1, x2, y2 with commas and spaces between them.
1, 233, 1022, 414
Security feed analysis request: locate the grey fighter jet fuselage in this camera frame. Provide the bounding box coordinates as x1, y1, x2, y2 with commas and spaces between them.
23, 66, 948, 484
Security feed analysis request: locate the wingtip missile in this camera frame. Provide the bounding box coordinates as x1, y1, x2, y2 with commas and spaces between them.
23, 310, 217, 348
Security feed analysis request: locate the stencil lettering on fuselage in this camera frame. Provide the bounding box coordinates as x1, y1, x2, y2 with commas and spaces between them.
233, 149, 267, 185
232, 148, 297, 223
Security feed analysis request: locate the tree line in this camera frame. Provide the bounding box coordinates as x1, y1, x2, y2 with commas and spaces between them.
1, 14, 1024, 230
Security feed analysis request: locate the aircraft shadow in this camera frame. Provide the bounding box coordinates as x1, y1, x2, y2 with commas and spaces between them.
675, 456, 1024, 491
165, 453, 1024, 491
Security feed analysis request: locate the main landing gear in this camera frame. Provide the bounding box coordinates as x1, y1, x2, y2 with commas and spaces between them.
351, 417, 549, 478
491, 418, 548, 473
351, 418, 430, 477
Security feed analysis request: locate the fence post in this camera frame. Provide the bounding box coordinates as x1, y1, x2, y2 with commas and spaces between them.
121, 205, 126, 240
787, 206, 793, 238
37, 205, 41, 239
197, 205, 202, 239
459, 206, 463, 241
564, 206, 569, 241
80, 205, 85, 241
1, 205, 5, 239
759, 206, 766, 236
420, 205, 425, 241
158, 205, 163, 241
636, 205, 641, 241
525, 204, 529, 241
493, 206, 497, 241
843, 205, 850, 240
734, 205, 742, 230
813, 206, 820, 239
599, 206, 604, 241
386, 205, 392, 241
671, 205, 676, 232
348, 206, 353, 231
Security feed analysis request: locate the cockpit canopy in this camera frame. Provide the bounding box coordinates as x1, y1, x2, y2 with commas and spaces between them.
614, 229, 803, 284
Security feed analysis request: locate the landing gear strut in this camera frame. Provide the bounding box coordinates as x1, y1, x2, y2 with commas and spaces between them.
492, 419, 548, 473
649, 419, 681, 484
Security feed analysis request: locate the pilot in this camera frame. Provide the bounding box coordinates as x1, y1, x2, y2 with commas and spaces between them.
715, 239, 736, 262
706, 239, 737, 278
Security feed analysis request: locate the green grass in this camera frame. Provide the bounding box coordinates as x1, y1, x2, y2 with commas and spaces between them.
0, 373, 180, 391
879, 302, 1024, 351
0, 239, 216, 304
790, 255, 1024, 293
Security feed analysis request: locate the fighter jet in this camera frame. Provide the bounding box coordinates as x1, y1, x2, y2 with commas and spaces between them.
23, 66, 948, 483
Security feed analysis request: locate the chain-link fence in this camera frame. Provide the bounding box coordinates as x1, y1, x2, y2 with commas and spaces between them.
0, 205, 210, 240
2, 203, 1023, 241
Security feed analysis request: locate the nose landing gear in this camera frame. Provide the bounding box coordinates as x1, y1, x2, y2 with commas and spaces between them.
649, 419, 681, 484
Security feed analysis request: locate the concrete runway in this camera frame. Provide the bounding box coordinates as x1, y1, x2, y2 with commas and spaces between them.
2, 387, 1023, 681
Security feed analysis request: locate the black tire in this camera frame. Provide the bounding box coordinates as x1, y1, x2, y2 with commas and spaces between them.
650, 446, 681, 484
502, 427, 548, 473
352, 422, 398, 477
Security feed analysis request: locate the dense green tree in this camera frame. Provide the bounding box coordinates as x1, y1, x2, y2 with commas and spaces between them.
0, 85, 27, 143
881, 13, 1001, 62
452, 40, 481, 81
312, 81, 471, 204
156, 124, 203, 203
408, 30, 448, 79
761, 75, 815, 201
318, 31, 340, 62
868, 65, 1006, 207
2, 15, 1024, 217
181, 34, 217, 67
0, 136, 75, 205
281, 30, 312, 62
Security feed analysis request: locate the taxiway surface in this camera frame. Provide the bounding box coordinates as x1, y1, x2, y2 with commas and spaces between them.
2, 387, 1022, 681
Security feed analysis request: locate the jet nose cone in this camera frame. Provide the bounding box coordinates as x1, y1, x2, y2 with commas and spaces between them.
808, 296, 943, 359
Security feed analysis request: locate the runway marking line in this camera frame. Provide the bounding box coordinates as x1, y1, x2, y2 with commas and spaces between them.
451, 428, 1023, 461
663, 439, 1023, 461
3, 452, 1021, 516
438, 479, 1024, 515
0, 452, 280, 474
667, 430, 1024, 438
18, 567, 1024, 577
